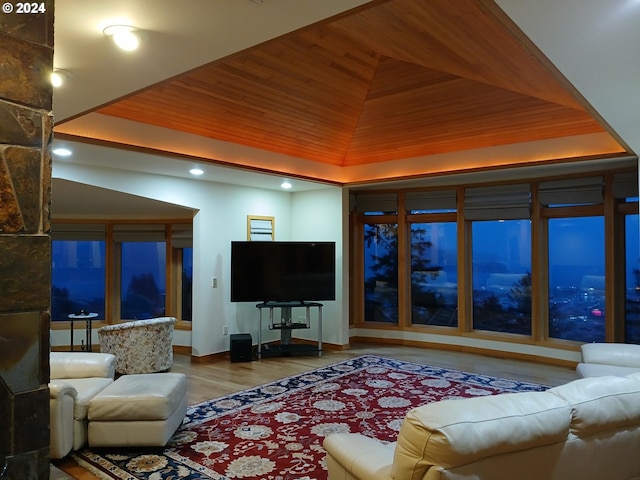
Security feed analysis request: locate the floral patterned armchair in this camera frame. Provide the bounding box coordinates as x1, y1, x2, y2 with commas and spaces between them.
98, 317, 176, 374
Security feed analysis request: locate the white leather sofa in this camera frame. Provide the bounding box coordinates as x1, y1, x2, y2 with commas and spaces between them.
576, 342, 640, 377
49, 352, 116, 458
324, 373, 640, 480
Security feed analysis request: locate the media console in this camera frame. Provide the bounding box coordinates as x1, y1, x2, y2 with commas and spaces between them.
256, 301, 323, 359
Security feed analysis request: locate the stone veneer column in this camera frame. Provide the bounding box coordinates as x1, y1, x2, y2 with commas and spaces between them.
0, 1, 55, 479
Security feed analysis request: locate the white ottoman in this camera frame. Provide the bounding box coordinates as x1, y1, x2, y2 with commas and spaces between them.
87, 372, 187, 447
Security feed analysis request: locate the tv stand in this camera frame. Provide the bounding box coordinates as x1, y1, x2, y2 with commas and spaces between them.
256, 301, 323, 359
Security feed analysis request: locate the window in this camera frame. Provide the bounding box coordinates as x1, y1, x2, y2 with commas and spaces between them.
51, 221, 193, 326
471, 220, 532, 335
616, 172, 640, 343
351, 168, 639, 350
120, 241, 167, 320
363, 223, 398, 323
465, 184, 532, 335
171, 224, 193, 322
410, 222, 458, 326
547, 216, 605, 342
179, 247, 193, 321
51, 223, 106, 321
114, 224, 168, 320
51, 239, 106, 321
626, 214, 640, 342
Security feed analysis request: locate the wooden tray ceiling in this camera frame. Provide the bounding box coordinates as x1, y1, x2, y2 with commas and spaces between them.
92, 0, 612, 170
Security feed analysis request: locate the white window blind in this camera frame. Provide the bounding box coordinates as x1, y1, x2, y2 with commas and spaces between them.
113, 224, 166, 242
464, 184, 530, 220
51, 223, 106, 241
538, 177, 603, 206
613, 172, 639, 199
353, 192, 398, 213
405, 190, 456, 212
171, 224, 193, 248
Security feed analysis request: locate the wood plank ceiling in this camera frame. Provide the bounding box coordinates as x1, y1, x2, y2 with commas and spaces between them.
92, 0, 616, 172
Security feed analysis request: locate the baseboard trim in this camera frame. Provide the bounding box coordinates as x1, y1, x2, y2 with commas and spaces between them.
350, 335, 578, 368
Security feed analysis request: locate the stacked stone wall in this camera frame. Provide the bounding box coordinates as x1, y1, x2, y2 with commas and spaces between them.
0, 2, 54, 478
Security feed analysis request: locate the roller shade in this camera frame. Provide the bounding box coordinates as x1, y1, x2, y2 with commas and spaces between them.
171, 224, 193, 248
405, 190, 456, 212
113, 224, 166, 242
538, 177, 603, 206
464, 184, 530, 220
613, 172, 639, 199
51, 223, 106, 241
353, 192, 398, 214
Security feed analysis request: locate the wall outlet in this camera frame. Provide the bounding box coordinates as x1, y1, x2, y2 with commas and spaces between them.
212, 277, 218, 288
223, 325, 229, 335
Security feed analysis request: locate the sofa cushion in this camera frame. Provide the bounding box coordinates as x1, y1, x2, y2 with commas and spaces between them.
391, 391, 570, 480
628, 372, 640, 383
548, 375, 640, 436
580, 343, 640, 368
59, 377, 114, 420
89, 373, 187, 421
323, 433, 396, 480
576, 362, 640, 378
50, 352, 116, 380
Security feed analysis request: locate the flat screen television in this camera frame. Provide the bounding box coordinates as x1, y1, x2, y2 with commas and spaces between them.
230, 241, 336, 303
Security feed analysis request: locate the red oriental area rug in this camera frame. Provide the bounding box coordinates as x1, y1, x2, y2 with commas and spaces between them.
72, 355, 547, 479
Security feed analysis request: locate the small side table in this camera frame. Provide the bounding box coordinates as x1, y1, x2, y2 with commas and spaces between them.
68, 312, 98, 351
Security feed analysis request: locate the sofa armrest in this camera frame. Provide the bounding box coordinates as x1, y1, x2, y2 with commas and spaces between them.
324, 433, 394, 480
50, 352, 116, 380
581, 343, 640, 368
49, 381, 78, 459
49, 381, 78, 400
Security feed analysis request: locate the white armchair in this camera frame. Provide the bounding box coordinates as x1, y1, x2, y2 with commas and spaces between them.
98, 316, 176, 374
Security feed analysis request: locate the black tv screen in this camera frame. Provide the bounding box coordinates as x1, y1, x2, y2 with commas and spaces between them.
230, 241, 336, 303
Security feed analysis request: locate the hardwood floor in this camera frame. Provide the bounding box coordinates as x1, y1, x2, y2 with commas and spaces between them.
52, 343, 578, 479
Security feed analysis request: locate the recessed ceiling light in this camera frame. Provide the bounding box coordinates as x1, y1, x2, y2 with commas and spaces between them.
189, 168, 204, 176
103, 25, 142, 51
52, 147, 72, 157
281, 180, 292, 189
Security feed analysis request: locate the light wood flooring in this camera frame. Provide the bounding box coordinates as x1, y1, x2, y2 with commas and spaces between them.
52, 343, 578, 479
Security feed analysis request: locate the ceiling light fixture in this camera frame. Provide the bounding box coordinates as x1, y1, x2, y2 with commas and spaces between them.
103, 25, 142, 51
50, 69, 70, 87
281, 180, 292, 189
52, 147, 73, 157
189, 168, 204, 176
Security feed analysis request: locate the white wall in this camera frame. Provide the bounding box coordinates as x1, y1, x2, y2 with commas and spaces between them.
52, 160, 587, 364
52, 161, 346, 357
288, 188, 348, 346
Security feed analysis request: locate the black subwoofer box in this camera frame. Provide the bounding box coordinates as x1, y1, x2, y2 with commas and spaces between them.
230, 333, 253, 362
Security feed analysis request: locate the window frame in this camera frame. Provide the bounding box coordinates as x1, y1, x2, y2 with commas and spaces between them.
351, 168, 639, 351
50, 219, 193, 332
